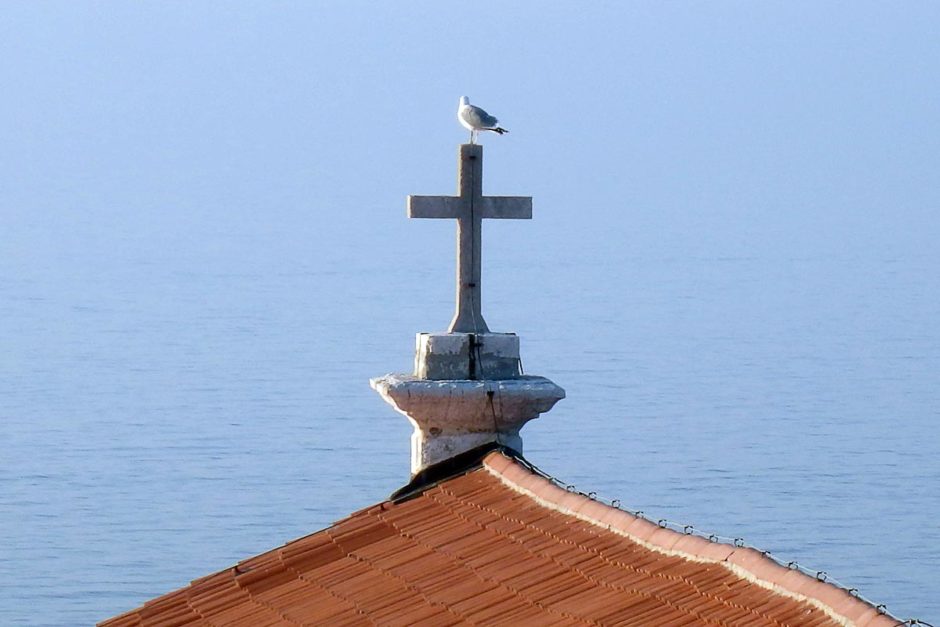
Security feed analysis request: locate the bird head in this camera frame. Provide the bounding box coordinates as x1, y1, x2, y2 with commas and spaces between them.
459, 96, 470, 107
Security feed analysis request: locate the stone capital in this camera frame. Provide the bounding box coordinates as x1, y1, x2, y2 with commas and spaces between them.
371, 374, 565, 475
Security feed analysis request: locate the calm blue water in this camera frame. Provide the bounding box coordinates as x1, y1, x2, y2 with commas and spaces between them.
2, 197, 938, 625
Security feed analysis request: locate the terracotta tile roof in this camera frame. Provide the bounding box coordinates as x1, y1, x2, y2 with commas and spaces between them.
100, 451, 899, 626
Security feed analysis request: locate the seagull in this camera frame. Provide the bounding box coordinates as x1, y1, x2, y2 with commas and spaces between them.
457, 96, 508, 144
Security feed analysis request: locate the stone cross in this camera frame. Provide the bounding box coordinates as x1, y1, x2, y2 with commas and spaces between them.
407, 144, 532, 333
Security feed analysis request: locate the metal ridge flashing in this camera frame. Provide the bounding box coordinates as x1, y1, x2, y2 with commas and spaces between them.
389, 442, 522, 503
482, 451, 902, 627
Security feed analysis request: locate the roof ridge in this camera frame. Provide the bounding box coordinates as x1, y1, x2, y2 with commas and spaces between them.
481, 451, 902, 627
388, 441, 522, 503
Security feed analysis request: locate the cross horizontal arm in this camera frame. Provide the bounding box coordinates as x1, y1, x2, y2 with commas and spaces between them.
480, 197, 532, 219
407, 195, 532, 219
408, 195, 460, 219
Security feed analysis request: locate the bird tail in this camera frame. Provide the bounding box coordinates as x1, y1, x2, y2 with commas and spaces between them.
490, 127, 508, 135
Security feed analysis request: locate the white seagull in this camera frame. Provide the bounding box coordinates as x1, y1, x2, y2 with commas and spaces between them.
457, 96, 508, 144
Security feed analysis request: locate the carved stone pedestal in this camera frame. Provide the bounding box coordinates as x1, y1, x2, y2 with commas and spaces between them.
373, 331, 564, 476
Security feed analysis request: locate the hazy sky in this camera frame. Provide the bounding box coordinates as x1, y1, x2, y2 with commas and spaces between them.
4, 2, 938, 259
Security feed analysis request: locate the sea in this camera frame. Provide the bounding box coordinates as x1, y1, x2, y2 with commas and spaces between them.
2, 193, 938, 625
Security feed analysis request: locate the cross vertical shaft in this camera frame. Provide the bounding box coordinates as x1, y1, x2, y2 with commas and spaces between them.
454, 143, 486, 333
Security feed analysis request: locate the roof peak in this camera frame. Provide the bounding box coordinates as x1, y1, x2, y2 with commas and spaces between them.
389, 441, 520, 502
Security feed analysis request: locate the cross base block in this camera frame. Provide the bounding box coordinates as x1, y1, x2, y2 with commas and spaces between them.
415, 332, 521, 380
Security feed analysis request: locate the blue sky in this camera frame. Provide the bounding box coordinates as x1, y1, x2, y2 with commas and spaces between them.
4, 2, 937, 255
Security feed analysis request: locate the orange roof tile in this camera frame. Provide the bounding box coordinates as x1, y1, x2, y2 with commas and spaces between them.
100, 451, 900, 626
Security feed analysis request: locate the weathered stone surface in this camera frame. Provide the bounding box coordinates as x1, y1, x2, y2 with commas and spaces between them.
374, 142, 563, 476
407, 144, 532, 334
370, 374, 565, 475
414, 332, 521, 380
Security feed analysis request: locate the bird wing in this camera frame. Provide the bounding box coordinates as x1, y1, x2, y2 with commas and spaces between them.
461, 104, 499, 129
